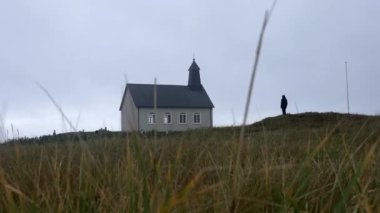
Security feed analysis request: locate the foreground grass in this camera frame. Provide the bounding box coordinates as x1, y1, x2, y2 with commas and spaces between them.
0, 112, 380, 212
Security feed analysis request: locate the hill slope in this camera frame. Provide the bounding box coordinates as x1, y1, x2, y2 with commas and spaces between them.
0, 112, 379, 212
252, 112, 380, 130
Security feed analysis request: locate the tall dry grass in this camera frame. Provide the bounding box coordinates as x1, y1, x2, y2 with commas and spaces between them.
0, 114, 379, 212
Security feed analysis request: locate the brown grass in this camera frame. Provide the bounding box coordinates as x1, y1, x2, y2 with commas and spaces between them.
0, 113, 379, 212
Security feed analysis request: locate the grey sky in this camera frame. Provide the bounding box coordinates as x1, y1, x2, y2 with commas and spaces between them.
1, 0, 379, 139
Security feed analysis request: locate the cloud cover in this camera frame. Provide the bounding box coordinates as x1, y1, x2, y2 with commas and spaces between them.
1, 0, 379, 138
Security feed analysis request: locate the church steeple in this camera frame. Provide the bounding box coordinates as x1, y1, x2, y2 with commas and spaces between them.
188, 58, 202, 90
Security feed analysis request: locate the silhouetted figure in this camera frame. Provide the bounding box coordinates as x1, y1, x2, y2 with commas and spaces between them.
281, 95, 288, 115
53, 130, 56, 136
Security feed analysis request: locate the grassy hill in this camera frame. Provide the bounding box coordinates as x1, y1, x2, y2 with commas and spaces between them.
0, 112, 379, 212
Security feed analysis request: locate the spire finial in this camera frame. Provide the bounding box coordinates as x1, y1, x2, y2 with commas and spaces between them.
192, 53, 195, 61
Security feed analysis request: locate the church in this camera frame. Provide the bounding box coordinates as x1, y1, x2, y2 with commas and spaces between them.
119, 59, 214, 132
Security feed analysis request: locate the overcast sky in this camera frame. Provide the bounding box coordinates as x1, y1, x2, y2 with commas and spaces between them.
1, 0, 379, 139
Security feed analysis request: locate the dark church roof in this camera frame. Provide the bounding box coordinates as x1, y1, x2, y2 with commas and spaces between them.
119, 83, 214, 110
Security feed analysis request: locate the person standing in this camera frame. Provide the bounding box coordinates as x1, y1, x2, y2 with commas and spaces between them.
281, 95, 288, 115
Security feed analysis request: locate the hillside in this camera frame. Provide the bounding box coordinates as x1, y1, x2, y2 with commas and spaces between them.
0, 112, 379, 212
7, 112, 380, 144
251, 112, 380, 130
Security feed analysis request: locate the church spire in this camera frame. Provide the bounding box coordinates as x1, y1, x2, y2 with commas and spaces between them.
188, 58, 202, 90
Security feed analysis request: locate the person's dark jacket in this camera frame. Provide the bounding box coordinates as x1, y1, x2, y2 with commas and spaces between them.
281, 96, 288, 109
